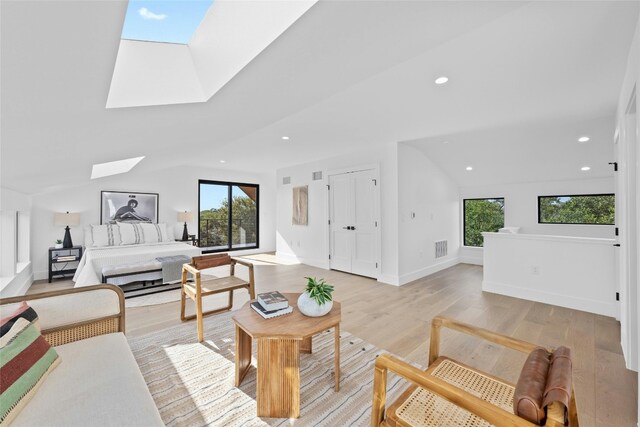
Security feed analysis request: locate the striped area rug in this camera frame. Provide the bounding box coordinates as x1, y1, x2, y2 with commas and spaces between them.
128, 310, 412, 426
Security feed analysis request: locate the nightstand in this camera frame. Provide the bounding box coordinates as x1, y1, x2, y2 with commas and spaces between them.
48, 246, 83, 283
176, 235, 199, 246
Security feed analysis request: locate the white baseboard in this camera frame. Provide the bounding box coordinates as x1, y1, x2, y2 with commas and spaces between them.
482, 279, 617, 318
377, 274, 400, 286
398, 257, 460, 286
459, 255, 483, 265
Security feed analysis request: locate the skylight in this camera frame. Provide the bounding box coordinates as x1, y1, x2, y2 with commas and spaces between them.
91, 156, 145, 179
121, 0, 214, 44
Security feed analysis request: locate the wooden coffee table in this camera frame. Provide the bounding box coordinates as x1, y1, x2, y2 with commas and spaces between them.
232, 293, 341, 418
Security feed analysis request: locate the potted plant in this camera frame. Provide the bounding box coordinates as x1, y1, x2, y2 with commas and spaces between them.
297, 277, 335, 317
54, 239, 63, 249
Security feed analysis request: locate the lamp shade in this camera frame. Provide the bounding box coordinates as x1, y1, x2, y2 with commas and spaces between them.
177, 211, 193, 222
54, 212, 80, 226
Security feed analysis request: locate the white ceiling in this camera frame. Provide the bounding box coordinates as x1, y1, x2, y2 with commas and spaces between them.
1, 1, 638, 195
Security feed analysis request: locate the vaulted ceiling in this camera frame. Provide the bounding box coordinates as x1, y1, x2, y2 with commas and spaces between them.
1, 1, 638, 194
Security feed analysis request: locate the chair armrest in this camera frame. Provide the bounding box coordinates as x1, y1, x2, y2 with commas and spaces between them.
0, 284, 125, 346
231, 258, 254, 269
182, 263, 200, 277
429, 316, 543, 365
230, 258, 255, 299
372, 354, 538, 427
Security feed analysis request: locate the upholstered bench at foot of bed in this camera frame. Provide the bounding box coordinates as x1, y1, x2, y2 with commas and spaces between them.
101, 260, 162, 284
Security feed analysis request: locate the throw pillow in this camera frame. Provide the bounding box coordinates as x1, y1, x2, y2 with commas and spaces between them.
0, 318, 61, 425
90, 224, 122, 247
138, 223, 170, 243
83, 225, 93, 247
0, 302, 39, 337
118, 222, 145, 245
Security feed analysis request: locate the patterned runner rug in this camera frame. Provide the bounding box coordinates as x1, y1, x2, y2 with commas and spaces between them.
128, 310, 412, 426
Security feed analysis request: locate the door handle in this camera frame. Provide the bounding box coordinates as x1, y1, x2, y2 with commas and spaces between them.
343, 227, 350, 230
351, 226, 356, 230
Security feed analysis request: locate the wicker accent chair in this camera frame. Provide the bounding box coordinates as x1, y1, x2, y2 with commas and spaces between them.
371, 316, 579, 427
181, 253, 255, 342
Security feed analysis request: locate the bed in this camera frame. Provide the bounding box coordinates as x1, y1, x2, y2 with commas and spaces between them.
73, 223, 202, 288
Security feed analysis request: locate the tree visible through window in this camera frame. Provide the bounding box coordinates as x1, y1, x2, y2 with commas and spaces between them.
464, 198, 505, 247
199, 180, 259, 252
538, 194, 614, 225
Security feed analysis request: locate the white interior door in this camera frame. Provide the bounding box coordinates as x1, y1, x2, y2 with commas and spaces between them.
329, 174, 353, 273
329, 169, 378, 278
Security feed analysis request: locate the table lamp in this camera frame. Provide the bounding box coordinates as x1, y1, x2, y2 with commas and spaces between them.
54, 211, 81, 248
177, 211, 193, 241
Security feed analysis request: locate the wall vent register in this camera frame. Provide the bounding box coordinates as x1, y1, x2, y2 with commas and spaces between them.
312, 171, 323, 181
435, 240, 448, 258
282, 176, 291, 185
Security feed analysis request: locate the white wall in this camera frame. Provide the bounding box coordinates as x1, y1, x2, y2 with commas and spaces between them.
0, 187, 33, 296
30, 165, 276, 281
276, 143, 400, 284
483, 232, 617, 317
397, 143, 460, 284
459, 177, 615, 264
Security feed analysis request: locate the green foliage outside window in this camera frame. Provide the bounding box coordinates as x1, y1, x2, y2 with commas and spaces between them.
464, 198, 505, 247
538, 194, 614, 225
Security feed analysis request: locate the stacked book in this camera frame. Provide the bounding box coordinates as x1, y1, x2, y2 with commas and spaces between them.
55, 255, 76, 262
251, 291, 293, 319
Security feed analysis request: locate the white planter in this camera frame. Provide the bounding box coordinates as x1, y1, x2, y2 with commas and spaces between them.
297, 291, 333, 317
54, 243, 63, 249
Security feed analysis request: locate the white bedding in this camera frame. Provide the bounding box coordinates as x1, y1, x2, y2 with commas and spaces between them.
73, 242, 201, 287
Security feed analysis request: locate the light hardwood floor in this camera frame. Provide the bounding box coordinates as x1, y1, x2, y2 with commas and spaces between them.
30, 258, 637, 426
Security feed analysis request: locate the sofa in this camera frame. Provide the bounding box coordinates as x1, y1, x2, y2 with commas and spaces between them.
0, 285, 163, 426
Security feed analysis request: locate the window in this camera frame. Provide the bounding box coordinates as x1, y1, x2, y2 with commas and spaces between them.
538, 194, 615, 225
463, 198, 505, 247
198, 180, 259, 253
121, 0, 214, 44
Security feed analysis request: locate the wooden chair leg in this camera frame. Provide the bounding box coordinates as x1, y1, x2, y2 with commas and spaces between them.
196, 295, 204, 342
180, 288, 187, 321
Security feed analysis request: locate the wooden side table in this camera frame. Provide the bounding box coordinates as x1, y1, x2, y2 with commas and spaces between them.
232, 293, 341, 418
48, 246, 83, 283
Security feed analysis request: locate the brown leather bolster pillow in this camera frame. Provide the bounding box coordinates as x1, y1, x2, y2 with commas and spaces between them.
543, 346, 572, 409
514, 347, 551, 425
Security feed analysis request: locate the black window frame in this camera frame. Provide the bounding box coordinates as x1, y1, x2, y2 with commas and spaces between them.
537, 193, 615, 225
463, 197, 505, 247
198, 179, 260, 254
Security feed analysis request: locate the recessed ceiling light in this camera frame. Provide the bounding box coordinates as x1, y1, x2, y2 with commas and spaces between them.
578, 136, 590, 142
443, 141, 449, 144
466, 166, 473, 171
281, 136, 290, 140
435, 76, 449, 85
91, 156, 145, 179
219, 160, 226, 164
581, 166, 591, 171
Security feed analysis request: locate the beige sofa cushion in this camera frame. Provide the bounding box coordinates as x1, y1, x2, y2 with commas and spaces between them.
11, 333, 163, 427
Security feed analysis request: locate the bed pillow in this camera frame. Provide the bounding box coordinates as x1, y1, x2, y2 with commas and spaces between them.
89, 224, 122, 247
1, 302, 39, 337
117, 222, 145, 245
0, 318, 61, 425
138, 223, 171, 243
83, 225, 93, 247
